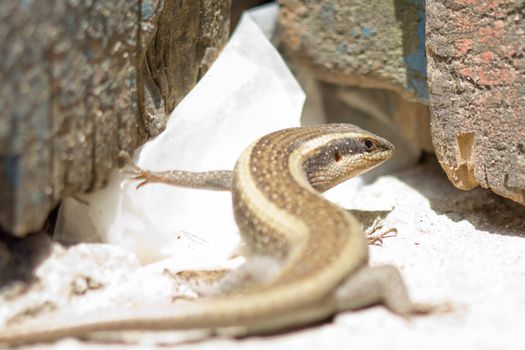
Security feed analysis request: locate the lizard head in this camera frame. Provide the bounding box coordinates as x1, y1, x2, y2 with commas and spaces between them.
300, 124, 394, 192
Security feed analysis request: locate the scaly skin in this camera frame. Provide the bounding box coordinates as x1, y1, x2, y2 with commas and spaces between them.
0, 124, 434, 345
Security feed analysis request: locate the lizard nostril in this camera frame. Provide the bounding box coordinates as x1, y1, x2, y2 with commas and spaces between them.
334, 151, 342, 162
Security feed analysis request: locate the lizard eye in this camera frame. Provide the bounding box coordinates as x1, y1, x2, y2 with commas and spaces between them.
362, 138, 376, 152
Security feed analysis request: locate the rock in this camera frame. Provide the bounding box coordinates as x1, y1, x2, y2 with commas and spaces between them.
426, 0, 525, 205
278, 0, 428, 103
0, 231, 54, 287
0, 0, 231, 236
143, 0, 231, 136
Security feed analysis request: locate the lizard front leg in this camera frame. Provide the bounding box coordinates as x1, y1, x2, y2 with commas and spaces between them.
118, 151, 233, 191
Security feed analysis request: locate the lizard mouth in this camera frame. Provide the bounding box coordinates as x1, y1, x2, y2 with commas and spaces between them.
363, 149, 394, 163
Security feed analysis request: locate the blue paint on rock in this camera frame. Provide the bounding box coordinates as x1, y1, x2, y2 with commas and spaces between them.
3, 156, 19, 187
404, 0, 428, 101
142, 2, 153, 21
362, 27, 373, 37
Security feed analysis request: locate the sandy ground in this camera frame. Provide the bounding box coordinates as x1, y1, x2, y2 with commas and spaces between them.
3, 157, 525, 350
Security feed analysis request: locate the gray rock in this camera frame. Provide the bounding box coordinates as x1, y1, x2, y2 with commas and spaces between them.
0, 0, 231, 236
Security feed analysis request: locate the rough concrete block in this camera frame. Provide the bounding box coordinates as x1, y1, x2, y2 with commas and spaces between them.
426, 0, 525, 205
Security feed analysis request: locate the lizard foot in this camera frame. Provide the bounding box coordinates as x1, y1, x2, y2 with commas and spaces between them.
118, 151, 161, 189
401, 301, 456, 318
365, 217, 397, 246
163, 268, 230, 300
164, 256, 281, 301
335, 265, 453, 318
345, 209, 397, 246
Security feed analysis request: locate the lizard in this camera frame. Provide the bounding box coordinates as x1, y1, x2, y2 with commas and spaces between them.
0, 123, 435, 344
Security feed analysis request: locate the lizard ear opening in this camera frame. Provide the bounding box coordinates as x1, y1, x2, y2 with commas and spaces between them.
334, 151, 342, 162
